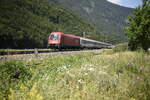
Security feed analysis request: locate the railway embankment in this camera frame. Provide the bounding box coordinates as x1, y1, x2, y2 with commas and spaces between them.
0, 49, 102, 62
0, 50, 150, 100
0, 49, 53, 55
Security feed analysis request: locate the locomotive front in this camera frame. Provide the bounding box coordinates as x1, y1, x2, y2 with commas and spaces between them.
47, 32, 63, 49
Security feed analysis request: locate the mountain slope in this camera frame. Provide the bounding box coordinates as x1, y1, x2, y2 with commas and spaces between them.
0, 0, 100, 48
51, 0, 133, 41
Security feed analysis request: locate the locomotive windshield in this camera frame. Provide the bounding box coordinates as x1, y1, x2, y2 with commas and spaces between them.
50, 34, 59, 40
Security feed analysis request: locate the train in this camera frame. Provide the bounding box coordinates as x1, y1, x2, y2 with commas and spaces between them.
47, 32, 112, 49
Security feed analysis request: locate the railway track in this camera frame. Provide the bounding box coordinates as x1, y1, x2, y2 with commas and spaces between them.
0, 49, 102, 61
0, 49, 55, 55
0, 49, 91, 55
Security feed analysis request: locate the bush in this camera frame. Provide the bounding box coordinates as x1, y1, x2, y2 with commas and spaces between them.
125, 0, 150, 51
113, 43, 128, 52
0, 60, 32, 99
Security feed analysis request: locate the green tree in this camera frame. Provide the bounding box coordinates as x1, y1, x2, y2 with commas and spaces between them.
0, 0, 99, 49
126, 0, 150, 51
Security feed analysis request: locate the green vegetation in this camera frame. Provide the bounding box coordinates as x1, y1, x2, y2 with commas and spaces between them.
1, 50, 150, 100
0, 60, 32, 99
51, 0, 133, 43
126, 0, 150, 51
0, 0, 99, 49
112, 43, 128, 52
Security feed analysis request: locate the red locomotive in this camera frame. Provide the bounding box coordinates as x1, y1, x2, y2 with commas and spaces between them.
47, 32, 112, 49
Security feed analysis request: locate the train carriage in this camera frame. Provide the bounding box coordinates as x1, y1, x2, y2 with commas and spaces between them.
61, 33, 80, 49
80, 37, 112, 49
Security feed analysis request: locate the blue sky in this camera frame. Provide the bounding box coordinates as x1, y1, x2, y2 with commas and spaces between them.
107, 0, 142, 8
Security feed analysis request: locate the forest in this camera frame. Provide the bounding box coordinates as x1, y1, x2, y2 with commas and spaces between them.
0, 0, 106, 49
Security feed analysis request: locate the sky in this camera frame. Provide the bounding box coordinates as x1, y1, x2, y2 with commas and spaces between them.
107, 0, 143, 8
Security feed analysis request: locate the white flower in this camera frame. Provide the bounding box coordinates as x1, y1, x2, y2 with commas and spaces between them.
99, 71, 108, 75
77, 79, 85, 84
62, 65, 67, 69
81, 67, 87, 71
76, 85, 79, 89
88, 68, 95, 71
84, 64, 88, 67
84, 64, 93, 67
45, 77, 49, 80
77, 79, 82, 83
57, 65, 68, 71
84, 73, 88, 75
89, 64, 93, 67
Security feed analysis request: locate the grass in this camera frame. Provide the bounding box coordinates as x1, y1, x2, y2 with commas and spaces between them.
0, 60, 32, 99
0, 50, 150, 100
112, 43, 128, 52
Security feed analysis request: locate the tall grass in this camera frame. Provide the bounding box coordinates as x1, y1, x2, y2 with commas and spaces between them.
1, 51, 150, 100
0, 60, 32, 99
112, 43, 128, 52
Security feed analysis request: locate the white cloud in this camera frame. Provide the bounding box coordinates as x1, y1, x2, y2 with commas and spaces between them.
107, 0, 122, 4
107, 0, 142, 8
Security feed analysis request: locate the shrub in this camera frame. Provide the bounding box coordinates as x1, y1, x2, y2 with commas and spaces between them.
0, 60, 32, 99
113, 43, 128, 52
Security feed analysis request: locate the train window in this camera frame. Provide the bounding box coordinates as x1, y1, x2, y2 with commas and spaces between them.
50, 34, 59, 40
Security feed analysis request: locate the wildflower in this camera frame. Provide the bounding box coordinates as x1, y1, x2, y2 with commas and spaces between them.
77, 79, 82, 83
77, 79, 85, 84
136, 76, 142, 80
81, 67, 86, 71
99, 71, 108, 75
89, 64, 93, 67
127, 63, 133, 67
13, 69, 22, 79
130, 98, 136, 100
84, 64, 93, 67
45, 77, 49, 80
84, 73, 88, 75
139, 66, 144, 71
84, 64, 88, 67
62, 66, 67, 69
76, 85, 79, 89
57, 65, 68, 71
88, 68, 95, 71
16, 69, 21, 73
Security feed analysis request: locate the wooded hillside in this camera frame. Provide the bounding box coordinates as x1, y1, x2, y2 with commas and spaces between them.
0, 0, 100, 48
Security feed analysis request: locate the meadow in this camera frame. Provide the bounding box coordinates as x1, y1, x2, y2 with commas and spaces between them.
0, 49, 150, 100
